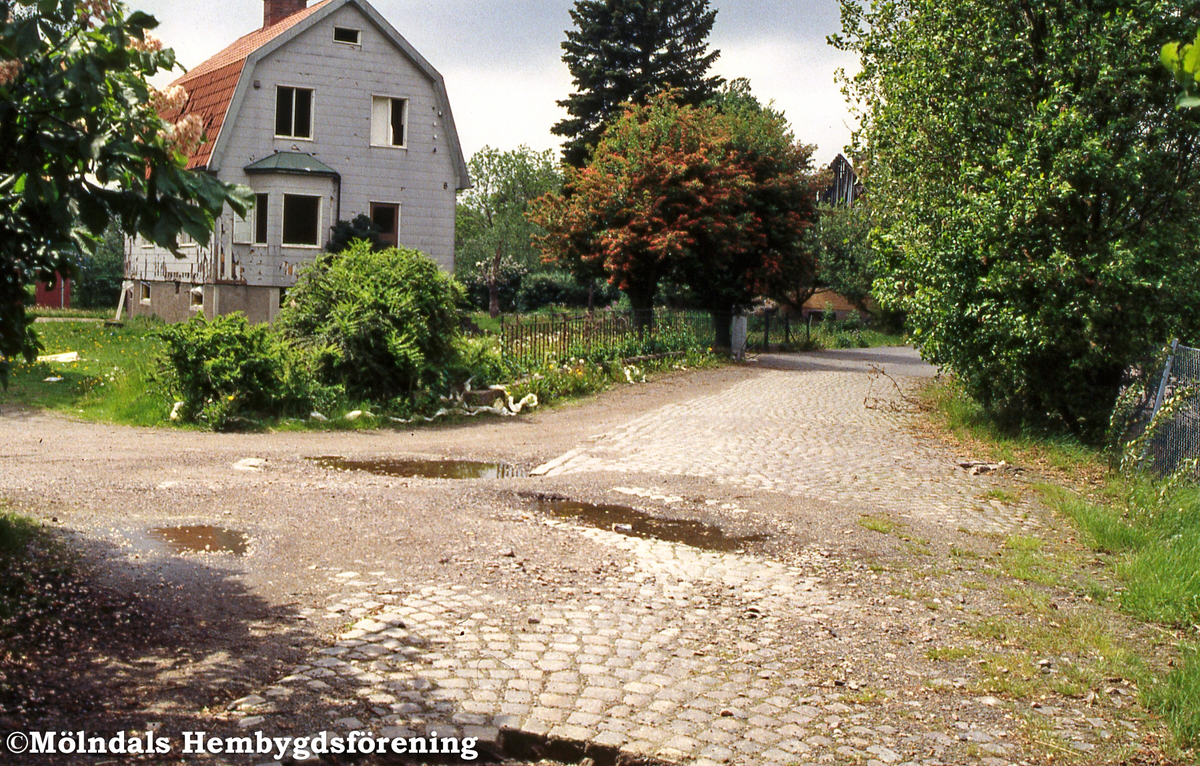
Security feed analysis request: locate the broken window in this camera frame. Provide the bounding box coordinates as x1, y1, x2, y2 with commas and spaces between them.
371, 96, 407, 147
282, 194, 321, 246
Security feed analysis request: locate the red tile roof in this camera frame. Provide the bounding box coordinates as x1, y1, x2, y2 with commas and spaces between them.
160, 1, 332, 169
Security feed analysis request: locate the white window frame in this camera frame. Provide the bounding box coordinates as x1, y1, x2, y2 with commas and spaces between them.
281, 194, 323, 249
333, 27, 361, 45
139, 281, 151, 304
189, 285, 204, 311
370, 96, 408, 148
275, 85, 315, 141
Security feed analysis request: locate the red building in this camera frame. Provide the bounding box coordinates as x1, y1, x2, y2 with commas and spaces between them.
35, 273, 72, 309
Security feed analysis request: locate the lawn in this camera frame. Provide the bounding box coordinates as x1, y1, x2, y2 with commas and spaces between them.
1, 318, 169, 425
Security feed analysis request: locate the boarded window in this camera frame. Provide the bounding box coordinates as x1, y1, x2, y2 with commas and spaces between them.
333, 27, 360, 44
276, 86, 313, 138
254, 193, 269, 244
282, 194, 321, 246
233, 209, 251, 244
371, 96, 407, 147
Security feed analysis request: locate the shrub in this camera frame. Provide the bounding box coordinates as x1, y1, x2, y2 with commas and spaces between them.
326, 214, 386, 254
156, 313, 320, 428
276, 241, 466, 402
458, 257, 526, 313
516, 271, 618, 312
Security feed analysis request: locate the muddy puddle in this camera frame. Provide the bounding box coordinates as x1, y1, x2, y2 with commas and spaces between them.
148, 526, 249, 556
536, 497, 765, 552
312, 456, 527, 479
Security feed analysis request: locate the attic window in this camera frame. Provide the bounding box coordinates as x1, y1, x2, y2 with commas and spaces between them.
371, 96, 407, 147
333, 27, 360, 45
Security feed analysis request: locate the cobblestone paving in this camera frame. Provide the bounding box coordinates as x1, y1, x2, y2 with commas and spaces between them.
240, 522, 1139, 765
534, 350, 1025, 534
231, 349, 1141, 765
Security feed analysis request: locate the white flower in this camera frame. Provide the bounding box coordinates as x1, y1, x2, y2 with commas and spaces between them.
0, 59, 22, 87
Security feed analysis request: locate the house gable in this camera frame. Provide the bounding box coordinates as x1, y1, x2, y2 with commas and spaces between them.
206, 0, 470, 191
160, 1, 331, 170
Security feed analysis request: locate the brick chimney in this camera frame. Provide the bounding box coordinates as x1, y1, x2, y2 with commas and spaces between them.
264, 0, 307, 28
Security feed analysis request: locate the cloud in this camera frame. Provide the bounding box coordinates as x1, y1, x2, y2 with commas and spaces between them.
711, 37, 860, 165
136, 0, 857, 166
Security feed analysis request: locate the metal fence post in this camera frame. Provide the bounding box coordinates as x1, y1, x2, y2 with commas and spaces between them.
1151, 338, 1180, 420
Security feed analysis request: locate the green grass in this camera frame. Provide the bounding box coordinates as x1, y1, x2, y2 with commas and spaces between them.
29, 307, 116, 319
926, 378, 1200, 750
1, 317, 169, 424
859, 514, 894, 534
922, 377, 1102, 478
4, 314, 725, 430
981, 488, 1021, 504
1148, 643, 1200, 750
926, 646, 977, 661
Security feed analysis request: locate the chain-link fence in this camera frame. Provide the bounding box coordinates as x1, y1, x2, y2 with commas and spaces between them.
1112, 340, 1200, 476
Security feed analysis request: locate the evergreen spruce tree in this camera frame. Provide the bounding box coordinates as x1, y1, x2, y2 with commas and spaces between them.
552, 0, 723, 167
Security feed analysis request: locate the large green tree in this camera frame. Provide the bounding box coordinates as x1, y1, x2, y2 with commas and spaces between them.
683, 80, 819, 338
455, 145, 560, 316
552, 0, 723, 167
0, 0, 248, 384
835, 0, 1200, 438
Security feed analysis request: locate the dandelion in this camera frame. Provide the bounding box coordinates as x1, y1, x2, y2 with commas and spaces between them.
0, 59, 21, 87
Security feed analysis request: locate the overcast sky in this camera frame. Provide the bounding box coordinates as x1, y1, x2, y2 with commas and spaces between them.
135, 0, 859, 167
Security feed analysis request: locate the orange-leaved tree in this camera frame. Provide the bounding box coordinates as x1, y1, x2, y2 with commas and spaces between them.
531, 88, 820, 344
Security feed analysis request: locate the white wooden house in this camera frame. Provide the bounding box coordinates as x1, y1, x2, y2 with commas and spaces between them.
125, 0, 470, 323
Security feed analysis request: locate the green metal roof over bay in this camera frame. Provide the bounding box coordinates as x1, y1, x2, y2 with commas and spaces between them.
243, 151, 339, 177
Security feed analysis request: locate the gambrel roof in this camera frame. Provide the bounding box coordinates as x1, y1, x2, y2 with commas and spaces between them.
159, 0, 470, 190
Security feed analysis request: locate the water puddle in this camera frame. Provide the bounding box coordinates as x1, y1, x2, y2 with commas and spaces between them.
536, 497, 765, 552
148, 526, 249, 556
311, 456, 527, 479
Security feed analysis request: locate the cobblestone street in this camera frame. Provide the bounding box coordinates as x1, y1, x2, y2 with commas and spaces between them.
221, 349, 1141, 765
0, 347, 1162, 765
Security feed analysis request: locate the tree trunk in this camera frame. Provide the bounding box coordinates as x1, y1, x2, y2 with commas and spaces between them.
488, 243, 503, 319
711, 311, 733, 349
587, 282, 594, 314
627, 288, 656, 337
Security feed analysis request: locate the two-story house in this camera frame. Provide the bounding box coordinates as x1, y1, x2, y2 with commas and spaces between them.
124, 0, 470, 323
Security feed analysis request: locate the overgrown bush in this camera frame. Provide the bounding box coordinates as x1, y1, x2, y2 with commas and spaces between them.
326, 214, 386, 254
458, 259, 526, 313
276, 241, 465, 403
155, 314, 323, 428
